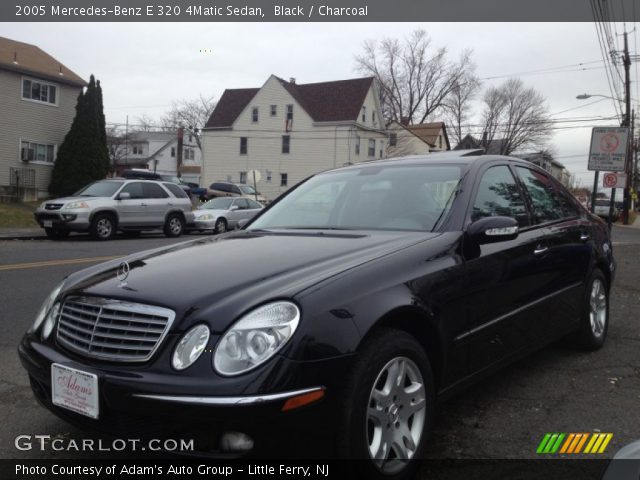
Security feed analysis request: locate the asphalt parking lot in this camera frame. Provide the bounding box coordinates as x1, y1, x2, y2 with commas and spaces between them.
0, 227, 638, 463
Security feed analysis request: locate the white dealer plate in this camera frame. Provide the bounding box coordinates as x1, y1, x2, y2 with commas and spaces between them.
43, 221, 52, 228
51, 363, 99, 419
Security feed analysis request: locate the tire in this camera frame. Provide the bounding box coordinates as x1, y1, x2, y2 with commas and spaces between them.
44, 227, 69, 240
214, 218, 227, 234
164, 213, 184, 237
573, 269, 609, 351
90, 214, 116, 241
337, 328, 434, 480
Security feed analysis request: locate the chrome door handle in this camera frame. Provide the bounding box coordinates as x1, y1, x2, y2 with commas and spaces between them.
534, 245, 548, 255
580, 233, 590, 241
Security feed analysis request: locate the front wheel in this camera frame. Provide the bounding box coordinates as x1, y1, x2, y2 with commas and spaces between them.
573, 269, 609, 351
338, 329, 434, 480
214, 218, 227, 234
163, 213, 184, 237
90, 214, 116, 241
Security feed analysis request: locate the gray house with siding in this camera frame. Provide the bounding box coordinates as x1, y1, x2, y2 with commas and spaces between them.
0, 36, 86, 200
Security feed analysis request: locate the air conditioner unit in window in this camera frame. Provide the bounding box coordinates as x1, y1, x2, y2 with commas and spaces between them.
21, 148, 34, 162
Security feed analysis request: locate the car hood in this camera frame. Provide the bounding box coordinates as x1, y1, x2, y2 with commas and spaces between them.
193, 208, 228, 218
62, 229, 440, 332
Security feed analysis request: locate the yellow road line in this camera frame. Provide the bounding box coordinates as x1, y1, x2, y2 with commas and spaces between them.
0, 255, 122, 272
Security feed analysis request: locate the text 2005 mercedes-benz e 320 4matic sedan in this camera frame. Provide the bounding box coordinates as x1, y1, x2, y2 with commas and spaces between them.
19, 151, 615, 479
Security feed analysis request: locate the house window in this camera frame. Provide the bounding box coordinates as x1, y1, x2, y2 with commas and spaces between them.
361, 106, 366, 122
282, 135, 290, 154
355, 136, 360, 155
22, 78, 57, 105
368, 139, 375, 157
239, 171, 247, 183
389, 133, 397, 146
270, 105, 277, 116
252, 107, 259, 123
171, 147, 176, 157
132, 145, 144, 155
286, 105, 293, 121
281, 173, 288, 187
372, 111, 376, 124
20, 140, 55, 163
240, 137, 247, 155
266, 170, 272, 182
183, 147, 195, 160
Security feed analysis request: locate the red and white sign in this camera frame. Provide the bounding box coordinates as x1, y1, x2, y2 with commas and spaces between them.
602, 172, 626, 189
588, 127, 629, 172
51, 363, 99, 419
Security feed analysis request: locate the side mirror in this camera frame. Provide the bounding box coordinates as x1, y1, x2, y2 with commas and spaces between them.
117, 192, 131, 200
467, 216, 518, 245
237, 219, 249, 229
229, 205, 239, 211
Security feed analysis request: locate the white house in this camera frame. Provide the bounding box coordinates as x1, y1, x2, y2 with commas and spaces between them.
114, 131, 202, 184
387, 121, 450, 158
201, 75, 387, 200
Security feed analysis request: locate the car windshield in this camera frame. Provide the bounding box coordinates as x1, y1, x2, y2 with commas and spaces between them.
239, 185, 257, 195
74, 181, 125, 197
199, 197, 234, 210
249, 164, 463, 232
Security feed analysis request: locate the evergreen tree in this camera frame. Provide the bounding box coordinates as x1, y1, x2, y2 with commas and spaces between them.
49, 75, 110, 196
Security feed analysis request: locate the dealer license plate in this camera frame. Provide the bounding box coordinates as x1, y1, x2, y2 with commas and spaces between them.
43, 221, 52, 227
51, 363, 99, 419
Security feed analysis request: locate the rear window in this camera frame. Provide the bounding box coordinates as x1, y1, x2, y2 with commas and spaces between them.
163, 183, 188, 198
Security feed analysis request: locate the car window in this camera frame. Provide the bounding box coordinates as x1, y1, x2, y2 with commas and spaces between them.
142, 183, 169, 199
120, 182, 145, 199
211, 183, 228, 192
554, 185, 582, 218
248, 200, 263, 209
472, 165, 529, 227
75, 181, 124, 197
200, 197, 234, 210
234, 198, 249, 209
232, 185, 242, 194
163, 182, 188, 198
514, 167, 564, 224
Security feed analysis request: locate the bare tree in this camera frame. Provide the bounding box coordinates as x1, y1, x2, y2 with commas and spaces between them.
354, 30, 477, 125
480, 78, 552, 155
160, 95, 216, 150
135, 114, 158, 132
106, 125, 130, 172
441, 55, 481, 146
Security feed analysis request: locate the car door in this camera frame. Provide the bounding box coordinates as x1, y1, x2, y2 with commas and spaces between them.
514, 166, 590, 337
116, 182, 146, 226
227, 198, 249, 228
462, 163, 552, 372
141, 182, 171, 226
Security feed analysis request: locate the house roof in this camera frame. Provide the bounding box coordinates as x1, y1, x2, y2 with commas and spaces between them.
204, 76, 375, 128
454, 134, 506, 155
404, 122, 449, 149
0, 36, 86, 87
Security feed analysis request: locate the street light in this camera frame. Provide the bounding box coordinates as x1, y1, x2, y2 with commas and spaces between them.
576, 93, 623, 102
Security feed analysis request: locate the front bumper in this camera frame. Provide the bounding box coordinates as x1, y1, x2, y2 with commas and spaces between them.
34, 210, 90, 231
190, 218, 217, 230
18, 334, 350, 454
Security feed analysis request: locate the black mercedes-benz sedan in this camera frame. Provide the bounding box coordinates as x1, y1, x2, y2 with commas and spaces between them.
19, 152, 615, 479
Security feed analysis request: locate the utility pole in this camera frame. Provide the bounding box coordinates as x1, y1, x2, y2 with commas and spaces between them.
622, 31, 632, 224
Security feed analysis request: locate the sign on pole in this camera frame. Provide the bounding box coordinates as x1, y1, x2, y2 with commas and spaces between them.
602, 172, 627, 189
588, 127, 629, 172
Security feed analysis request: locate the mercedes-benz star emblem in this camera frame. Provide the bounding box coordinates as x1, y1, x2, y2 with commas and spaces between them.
116, 261, 130, 283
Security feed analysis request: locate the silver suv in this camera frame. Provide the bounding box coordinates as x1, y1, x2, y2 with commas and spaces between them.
34, 179, 195, 240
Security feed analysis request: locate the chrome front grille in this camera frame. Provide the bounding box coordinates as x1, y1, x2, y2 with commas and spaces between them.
56, 297, 175, 362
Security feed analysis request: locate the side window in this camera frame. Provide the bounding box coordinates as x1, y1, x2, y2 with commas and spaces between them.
142, 183, 169, 199
232, 185, 242, 194
248, 200, 263, 209
235, 198, 249, 209
515, 167, 564, 224
472, 165, 529, 227
554, 184, 582, 218
120, 182, 145, 199
163, 183, 188, 198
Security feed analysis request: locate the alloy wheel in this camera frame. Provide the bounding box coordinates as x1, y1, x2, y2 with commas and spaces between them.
169, 217, 183, 235
367, 356, 426, 474
96, 218, 112, 238
589, 278, 607, 338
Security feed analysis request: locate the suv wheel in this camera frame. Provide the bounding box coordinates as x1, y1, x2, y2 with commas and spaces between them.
164, 213, 184, 237
44, 227, 69, 240
90, 214, 116, 241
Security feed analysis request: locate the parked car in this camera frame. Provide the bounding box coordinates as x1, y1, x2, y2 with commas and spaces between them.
121, 169, 192, 197
190, 197, 263, 234
594, 198, 619, 221
21, 152, 615, 479
33, 179, 194, 240
203, 181, 267, 204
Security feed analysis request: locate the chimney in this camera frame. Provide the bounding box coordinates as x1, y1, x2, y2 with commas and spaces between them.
289, 77, 296, 84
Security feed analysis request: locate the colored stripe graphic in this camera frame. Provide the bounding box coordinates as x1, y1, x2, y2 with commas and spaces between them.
538, 433, 613, 454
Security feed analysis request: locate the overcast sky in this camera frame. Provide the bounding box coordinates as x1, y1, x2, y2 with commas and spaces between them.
1, 22, 639, 188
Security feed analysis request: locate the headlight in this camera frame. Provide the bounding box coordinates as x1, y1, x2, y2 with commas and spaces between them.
28, 281, 64, 334
41, 302, 61, 340
172, 324, 210, 370
63, 201, 89, 210
198, 214, 214, 221
213, 301, 300, 376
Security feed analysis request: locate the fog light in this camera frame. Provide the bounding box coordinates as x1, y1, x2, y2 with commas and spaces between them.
219, 432, 254, 453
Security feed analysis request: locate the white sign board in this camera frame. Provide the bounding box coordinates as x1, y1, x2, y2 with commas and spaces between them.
588, 127, 629, 172
602, 172, 627, 189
